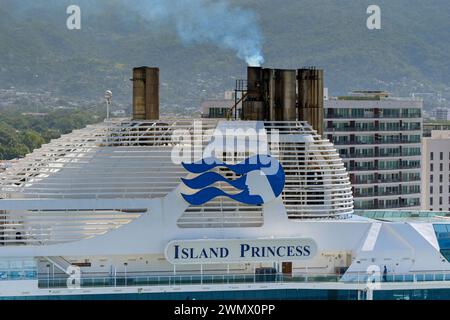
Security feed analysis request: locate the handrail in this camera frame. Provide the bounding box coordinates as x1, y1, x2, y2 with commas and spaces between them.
226, 93, 247, 120
8, 271, 449, 289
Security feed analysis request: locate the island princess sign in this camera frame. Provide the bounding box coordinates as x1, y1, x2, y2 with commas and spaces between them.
165, 238, 318, 264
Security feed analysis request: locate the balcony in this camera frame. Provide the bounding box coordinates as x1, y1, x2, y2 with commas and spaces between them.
349, 164, 420, 171
326, 126, 422, 132
354, 190, 420, 198
355, 203, 420, 210
350, 166, 377, 171
353, 178, 421, 185
325, 113, 422, 120
334, 139, 421, 146
340, 152, 420, 159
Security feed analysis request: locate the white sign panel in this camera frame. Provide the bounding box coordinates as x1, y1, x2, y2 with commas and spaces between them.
165, 238, 318, 265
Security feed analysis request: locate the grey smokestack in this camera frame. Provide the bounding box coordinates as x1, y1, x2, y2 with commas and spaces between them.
132, 67, 159, 120
243, 67, 296, 121
241, 66, 324, 127
242, 67, 265, 120
297, 68, 324, 136
274, 69, 297, 121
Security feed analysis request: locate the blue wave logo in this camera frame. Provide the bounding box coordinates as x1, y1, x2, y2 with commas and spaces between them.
181, 154, 285, 206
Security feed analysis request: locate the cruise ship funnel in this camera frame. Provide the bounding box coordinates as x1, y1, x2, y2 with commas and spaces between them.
297, 68, 324, 136
132, 66, 160, 120
241, 66, 324, 135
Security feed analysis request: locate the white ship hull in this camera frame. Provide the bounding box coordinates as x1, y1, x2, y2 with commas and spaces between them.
0, 119, 449, 300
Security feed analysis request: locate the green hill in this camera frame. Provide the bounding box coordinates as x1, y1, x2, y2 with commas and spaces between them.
0, 0, 449, 111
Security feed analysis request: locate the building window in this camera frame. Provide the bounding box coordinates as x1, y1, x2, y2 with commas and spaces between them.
430, 186, 434, 194
441, 152, 444, 161
431, 175, 433, 183
440, 185, 443, 193
430, 163, 434, 172
430, 152, 434, 161
440, 174, 443, 183
440, 163, 444, 171
440, 197, 443, 205
430, 197, 433, 206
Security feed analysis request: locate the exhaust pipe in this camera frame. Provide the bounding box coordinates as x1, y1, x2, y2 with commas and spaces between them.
132, 67, 159, 120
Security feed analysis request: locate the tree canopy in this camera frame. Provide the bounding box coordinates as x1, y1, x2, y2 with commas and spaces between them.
0, 109, 101, 160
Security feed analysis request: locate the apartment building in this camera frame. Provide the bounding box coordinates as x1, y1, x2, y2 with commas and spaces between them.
421, 130, 450, 211
324, 91, 423, 210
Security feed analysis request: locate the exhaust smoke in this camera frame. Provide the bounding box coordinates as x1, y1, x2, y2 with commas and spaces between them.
137, 0, 264, 66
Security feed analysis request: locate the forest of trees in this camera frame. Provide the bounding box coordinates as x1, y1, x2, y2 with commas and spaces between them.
0, 109, 102, 160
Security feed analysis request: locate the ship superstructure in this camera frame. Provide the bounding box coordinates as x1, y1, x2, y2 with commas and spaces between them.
0, 66, 449, 300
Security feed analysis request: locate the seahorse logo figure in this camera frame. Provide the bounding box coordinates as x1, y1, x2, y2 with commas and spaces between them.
181, 154, 285, 206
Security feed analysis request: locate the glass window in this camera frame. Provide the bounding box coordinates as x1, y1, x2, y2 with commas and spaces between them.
430, 152, 434, 161
431, 175, 433, 183
430, 186, 434, 194
433, 224, 447, 233
440, 174, 443, 183
430, 197, 433, 205
430, 163, 434, 172
440, 163, 443, 171
440, 152, 444, 160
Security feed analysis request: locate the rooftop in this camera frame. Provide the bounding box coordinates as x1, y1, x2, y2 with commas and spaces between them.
332, 91, 422, 102
429, 130, 450, 139
336, 90, 390, 101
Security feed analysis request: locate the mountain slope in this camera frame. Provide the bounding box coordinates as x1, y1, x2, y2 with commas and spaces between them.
0, 0, 449, 110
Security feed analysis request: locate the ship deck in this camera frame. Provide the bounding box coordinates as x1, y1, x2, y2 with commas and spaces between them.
1, 271, 450, 300
356, 210, 450, 223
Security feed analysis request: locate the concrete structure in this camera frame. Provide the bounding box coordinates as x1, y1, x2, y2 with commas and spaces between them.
421, 131, 450, 211
434, 108, 449, 121
200, 94, 235, 118
324, 91, 423, 210
424, 122, 450, 137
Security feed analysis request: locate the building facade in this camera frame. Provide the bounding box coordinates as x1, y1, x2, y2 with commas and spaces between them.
423, 122, 450, 137
421, 131, 450, 211
324, 92, 423, 210
434, 108, 449, 121
200, 92, 238, 119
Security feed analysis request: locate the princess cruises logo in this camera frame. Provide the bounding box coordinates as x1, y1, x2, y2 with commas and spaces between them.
181, 154, 285, 206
